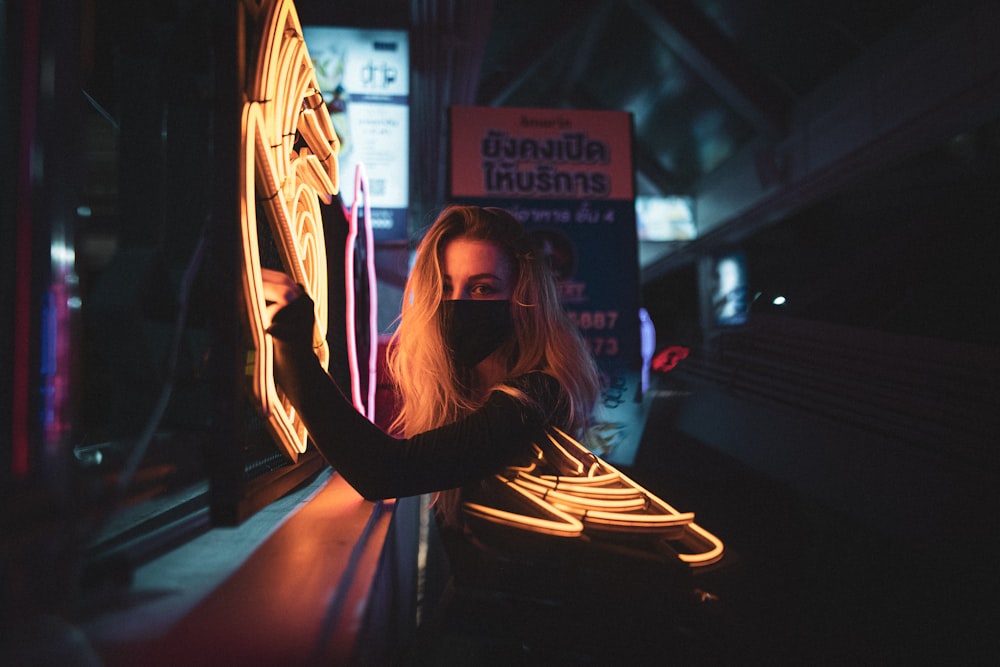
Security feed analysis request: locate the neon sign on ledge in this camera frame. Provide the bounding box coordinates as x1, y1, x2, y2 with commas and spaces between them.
239, 0, 342, 461
236, 1, 723, 567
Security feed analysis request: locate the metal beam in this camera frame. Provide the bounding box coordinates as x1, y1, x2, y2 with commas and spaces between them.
480, 0, 606, 106
625, 0, 792, 140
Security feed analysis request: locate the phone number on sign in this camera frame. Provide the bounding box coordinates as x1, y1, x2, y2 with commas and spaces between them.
585, 336, 619, 356
569, 310, 620, 356
567, 310, 619, 330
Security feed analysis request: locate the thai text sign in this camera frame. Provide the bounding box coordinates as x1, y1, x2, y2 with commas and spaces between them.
450, 106, 643, 466
450, 106, 633, 201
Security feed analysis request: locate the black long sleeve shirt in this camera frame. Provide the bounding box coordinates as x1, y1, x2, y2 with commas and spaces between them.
267, 295, 562, 500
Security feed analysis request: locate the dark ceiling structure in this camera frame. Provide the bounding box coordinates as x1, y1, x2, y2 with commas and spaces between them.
473, 0, 929, 196
80, 0, 998, 298
304, 0, 938, 213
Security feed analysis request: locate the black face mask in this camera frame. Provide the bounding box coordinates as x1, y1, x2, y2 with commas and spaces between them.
440, 300, 514, 368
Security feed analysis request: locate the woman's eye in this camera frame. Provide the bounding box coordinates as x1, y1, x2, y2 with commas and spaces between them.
471, 284, 495, 297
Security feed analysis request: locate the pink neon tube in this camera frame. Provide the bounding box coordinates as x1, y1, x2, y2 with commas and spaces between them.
345, 164, 379, 422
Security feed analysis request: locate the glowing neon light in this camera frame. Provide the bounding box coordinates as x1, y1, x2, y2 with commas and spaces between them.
361, 175, 379, 420
510, 477, 649, 511
519, 470, 639, 496
345, 164, 378, 420
240, 0, 340, 460
464, 475, 584, 537
464, 426, 725, 566
652, 345, 689, 373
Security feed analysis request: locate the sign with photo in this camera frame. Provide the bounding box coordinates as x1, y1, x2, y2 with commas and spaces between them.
449, 106, 645, 465
303, 26, 410, 240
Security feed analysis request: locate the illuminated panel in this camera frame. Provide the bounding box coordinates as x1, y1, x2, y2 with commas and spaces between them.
465, 426, 725, 566
240, 0, 340, 460
302, 26, 411, 241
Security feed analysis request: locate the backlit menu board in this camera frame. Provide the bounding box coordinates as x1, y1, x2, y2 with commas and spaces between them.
303, 27, 409, 241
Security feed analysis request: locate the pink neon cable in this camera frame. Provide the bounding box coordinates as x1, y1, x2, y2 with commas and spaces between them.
345, 164, 378, 422
360, 168, 378, 420
345, 183, 362, 414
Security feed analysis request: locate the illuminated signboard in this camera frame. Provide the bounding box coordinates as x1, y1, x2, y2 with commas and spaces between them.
303, 26, 410, 241
635, 195, 697, 242
449, 105, 645, 466
713, 252, 749, 326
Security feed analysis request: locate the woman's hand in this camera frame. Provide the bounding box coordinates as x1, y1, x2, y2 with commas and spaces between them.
261, 268, 303, 328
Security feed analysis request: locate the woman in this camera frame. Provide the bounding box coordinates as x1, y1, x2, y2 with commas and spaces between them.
265, 207, 726, 662
263, 205, 600, 527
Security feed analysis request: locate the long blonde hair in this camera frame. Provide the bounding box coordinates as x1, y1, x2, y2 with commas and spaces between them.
386, 206, 600, 521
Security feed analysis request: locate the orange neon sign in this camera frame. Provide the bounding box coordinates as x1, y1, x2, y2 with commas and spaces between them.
465, 427, 725, 566
240, 0, 339, 460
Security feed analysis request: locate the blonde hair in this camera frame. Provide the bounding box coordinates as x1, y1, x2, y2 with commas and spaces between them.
386, 206, 600, 523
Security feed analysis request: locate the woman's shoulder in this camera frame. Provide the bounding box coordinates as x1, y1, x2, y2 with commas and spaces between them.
505, 370, 562, 397
484, 371, 571, 434
500, 371, 566, 422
